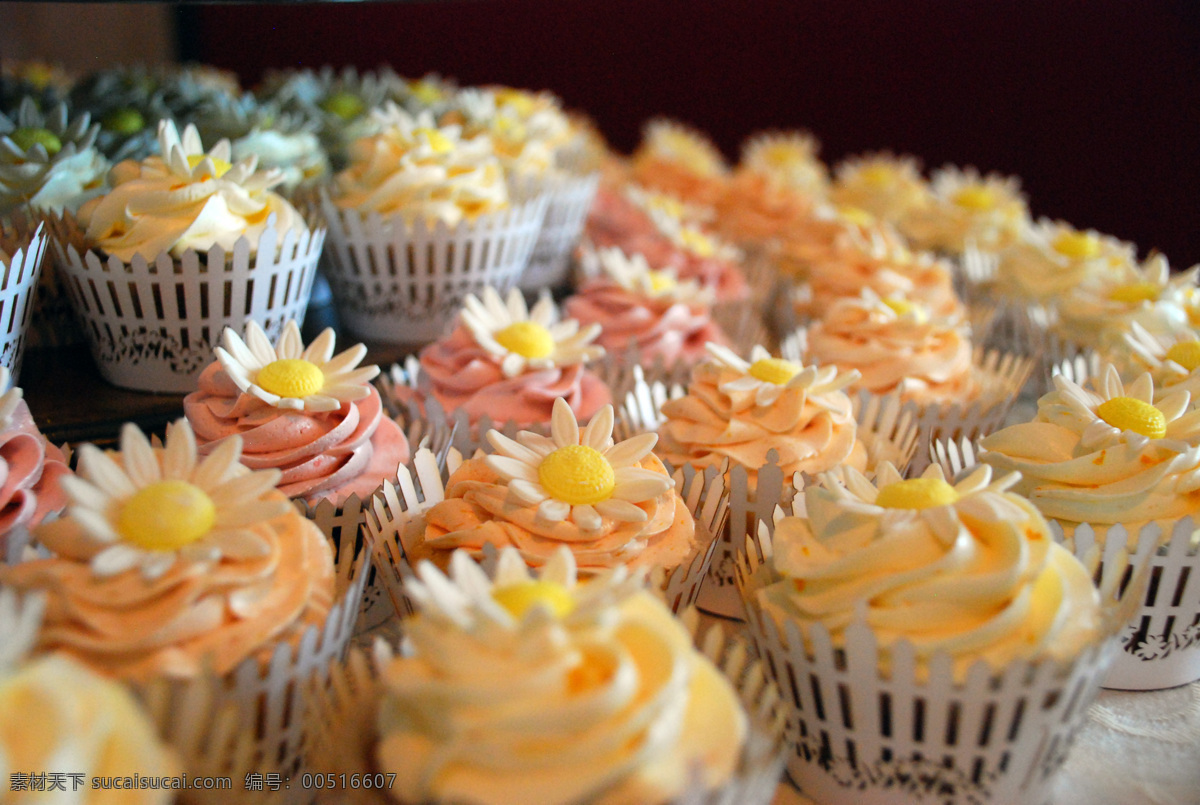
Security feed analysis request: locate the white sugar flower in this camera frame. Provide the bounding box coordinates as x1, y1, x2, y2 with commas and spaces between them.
831, 152, 929, 223
1044, 364, 1200, 453
58, 420, 291, 581
596, 247, 713, 306
705, 342, 860, 408
0, 366, 22, 429
406, 546, 644, 632
462, 287, 604, 378
155, 119, 281, 191
216, 320, 379, 412
639, 119, 727, 177
741, 130, 829, 196
483, 398, 674, 532
648, 207, 740, 262
1122, 322, 1200, 393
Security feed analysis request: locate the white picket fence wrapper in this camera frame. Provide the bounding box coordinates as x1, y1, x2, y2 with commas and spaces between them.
317, 192, 548, 344
51, 216, 323, 392
306, 611, 787, 805
617, 372, 920, 619
738, 517, 1146, 805
0, 221, 46, 380
363, 447, 728, 621
518, 171, 599, 291
931, 436, 1200, 691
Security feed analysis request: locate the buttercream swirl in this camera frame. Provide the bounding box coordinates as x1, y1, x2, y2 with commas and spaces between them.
77, 120, 306, 263
994, 219, 1136, 302
804, 292, 980, 405
0, 398, 70, 554
334, 105, 509, 225
376, 550, 745, 805
830, 152, 931, 226
980, 365, 1200, 532
758, 463, 1102, 676
631, 119, 729, 208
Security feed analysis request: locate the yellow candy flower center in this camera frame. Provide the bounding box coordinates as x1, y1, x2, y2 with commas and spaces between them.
102, 108, 145, 135
882, 296, 929, 322
186, 154, 232, 178
538, 445, 615, 505
10, 127, 61, 157
748, 357, 800, 386
414, 127, 453, 155
1165, 341, 1200, 372
1096, 396, 1166, 439
679, 227, 716, 258
494, 321, 555, 359
952, 186, 997, 211
661, 133, 717, 174
763, 144, 802, 168
859, 164, 896, 186
1108, 282, 1160, 304
256, 359, 324, 398
117, 480, 216, 551
837, 205, 876, 227
647, 271, 677, 294
492, 580, 576, 620
409, 81, 443, 105
320, 91, 365, 120
1052, 231, 1101, 260
875, 478, 959, 510
495, 89, 536, 118
647, 195, 685, 220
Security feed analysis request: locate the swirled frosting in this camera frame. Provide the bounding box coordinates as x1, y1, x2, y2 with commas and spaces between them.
0, 654, 180, 804
77, 120, 305, 263
994, 219, 1136, 302
0, 396, 70, 555
715, 169, 816, 244
376, 549, 745, 805
658, 345, 870, 485
804, 292, 980, 405
334, 105, 509, 225
980, 366, 1200, 531
631, 119, 729, 208
757, 464, 1102, 676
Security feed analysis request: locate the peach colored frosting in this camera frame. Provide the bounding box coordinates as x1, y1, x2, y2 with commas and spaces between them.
412, 454, 696, 573
417, 326, 611, 428
714, 170, 816, 244
184, 362, 409, 507
0, 399, 69, 553
804, 294, 980, 405
658, 351, 869, 485
630, 122, 729, 208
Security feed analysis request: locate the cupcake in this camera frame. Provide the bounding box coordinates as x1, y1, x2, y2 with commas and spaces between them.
829, 151, 930, 226
993, 218, 1137, 304
739, 461, 1137, 803
0, 220, 48, 375
183, 319, 409, 508
309, 547, 784, 805
900, 164, 1030, 255
0, 419, 337, 681
631, 118, 729, 208
318, 105, 547, 344
564, 246, 726, 366
404, 397, 696, 575
0, 366, 69, 559
405, 286, 610, 430
0, 98, 109, 216
67, 64, 170, 161
55, 120, 322, 392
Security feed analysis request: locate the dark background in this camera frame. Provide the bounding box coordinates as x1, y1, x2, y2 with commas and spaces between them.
186, 1, 1199, 266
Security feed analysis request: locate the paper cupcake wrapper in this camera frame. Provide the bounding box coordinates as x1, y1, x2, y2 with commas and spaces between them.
930, 437, 1200, 692
315, 191, 549, 345
290, 410, 455, 637
362, 447, 728, 620
305, 610, 786, 805
617, 375, 920, 619
518, 171, 600, 291
47, 212, 324, 393
737, 516, 1146, 805
3, 209, 84, 351
0, 220, 47, 382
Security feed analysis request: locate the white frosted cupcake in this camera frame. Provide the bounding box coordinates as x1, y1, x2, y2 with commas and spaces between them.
900, 164, 1030, 255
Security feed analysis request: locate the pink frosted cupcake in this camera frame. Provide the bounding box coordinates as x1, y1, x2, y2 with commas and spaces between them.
411, 287, 611, 428
184, 320, 409, 508
565, 246, 726, 365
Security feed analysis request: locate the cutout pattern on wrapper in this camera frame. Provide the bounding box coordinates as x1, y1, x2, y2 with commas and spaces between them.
362, 447, 729, 621
48, 213, 324, 393
930, 436, 1200, 691
618, 373, 920, 620
517, 171, 599, 291
316, 191, 548, 345
305, 610, 788, 805
0, 221, 47, 381
737, 513, 1147, 805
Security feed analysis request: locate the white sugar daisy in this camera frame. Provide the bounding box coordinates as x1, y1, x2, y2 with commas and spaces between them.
57, 420, 291, 581
216, 320, 380, 412
1042, 364, 1200, 453
1122, 321, 1200, 394
462, 287, 604, 379
638, 119, 728, 178
648, 207, 740, 262
483, 397, 674, 533
155, 119, 280, 190
596, 247, 713, 306
741, 130, 829, 196
704, 342, 861, 408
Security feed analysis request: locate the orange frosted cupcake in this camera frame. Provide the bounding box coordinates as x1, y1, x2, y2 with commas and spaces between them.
631, 118, 729, 208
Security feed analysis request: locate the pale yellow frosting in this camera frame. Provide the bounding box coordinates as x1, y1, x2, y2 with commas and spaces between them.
759, 464, 1102, 676
830, 153, 931, 226
899, 165, 1029, 254
994, 219, 1136, 302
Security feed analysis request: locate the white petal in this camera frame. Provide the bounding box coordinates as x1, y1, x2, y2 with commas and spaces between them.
91, 545, 143, 577
162, 421, 198, 480
509, 479, 548, 505
78, 445, 136, 498
581, 405, 614, 449
211, 528, 271, 559
221, 327, 262, 370
139, 551, 177, 580
322, 343, 369, 376
193, 436, 243, 488
277, 321, 305, 359
603, 433, 658, 469
550, 398, 580, 447
571, 504, 602, 531
594, 499, 648, 522
487, 430, 544, 464
244, 321, 278, 365
485, 455, 540, 483
538, 498, 570, 521
500, 353, 527, 378
301, 327, 337, 363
